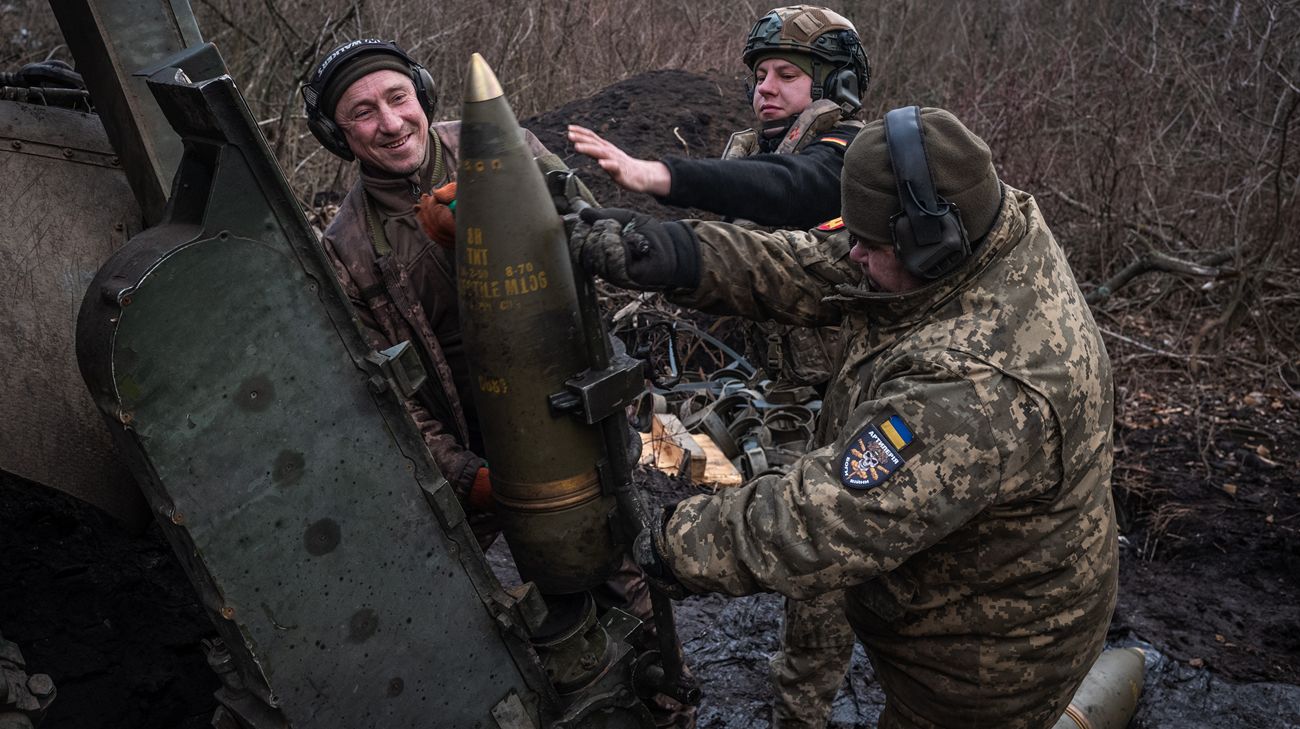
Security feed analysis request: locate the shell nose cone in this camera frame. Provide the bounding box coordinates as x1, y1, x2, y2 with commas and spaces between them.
466, 53, 504, 102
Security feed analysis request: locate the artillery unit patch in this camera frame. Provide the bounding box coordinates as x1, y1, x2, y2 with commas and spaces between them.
840, 412, 916, 490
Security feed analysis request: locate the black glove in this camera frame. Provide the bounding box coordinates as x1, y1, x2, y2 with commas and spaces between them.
633, 507, 690, 600
568, 207, 701, 292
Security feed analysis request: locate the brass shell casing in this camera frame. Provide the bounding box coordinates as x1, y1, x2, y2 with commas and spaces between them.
490, 469, 602, 513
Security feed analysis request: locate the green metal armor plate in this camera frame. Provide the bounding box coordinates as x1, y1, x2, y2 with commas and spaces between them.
75, 51, 554, 728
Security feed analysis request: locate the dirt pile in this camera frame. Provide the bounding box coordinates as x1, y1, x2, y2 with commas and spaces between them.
521, 68, 751, 220
1107, 375, 1300, 686
0, 472, 218, 728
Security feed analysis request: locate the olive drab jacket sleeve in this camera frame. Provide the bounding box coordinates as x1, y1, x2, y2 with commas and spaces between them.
668, 220, 860, 328
662, 352, 1056, 601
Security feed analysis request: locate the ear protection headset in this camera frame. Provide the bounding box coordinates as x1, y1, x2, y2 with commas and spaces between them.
302, 39, 436, 162
818, 30, 869, 111
742, 7, 870, 117
884, 106, 971, 280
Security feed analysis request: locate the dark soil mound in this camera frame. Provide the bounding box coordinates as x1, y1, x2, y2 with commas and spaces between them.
1106, 377, 1300, 687
522, 68, 752, 220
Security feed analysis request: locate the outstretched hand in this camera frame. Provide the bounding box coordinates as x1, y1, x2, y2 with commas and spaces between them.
567, 125, 673, 196
567, 207, 701, 293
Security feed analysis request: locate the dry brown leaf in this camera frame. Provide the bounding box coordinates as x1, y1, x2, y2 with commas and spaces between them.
1223, 484, 1237, 495
1215, 634, 1225, 642
1266, 515, 1275, 523
1190, 658, 1204, 667
1257, 444, 1272, 457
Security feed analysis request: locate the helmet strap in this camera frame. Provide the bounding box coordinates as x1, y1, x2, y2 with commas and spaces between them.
761, 116, 797, 134
758, 116, 796, 151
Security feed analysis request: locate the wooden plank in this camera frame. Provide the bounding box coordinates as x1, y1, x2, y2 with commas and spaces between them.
639, 426, 685, 475
639, 413, 742, 488
696, 433, 744, 488
659, 414, 706, 482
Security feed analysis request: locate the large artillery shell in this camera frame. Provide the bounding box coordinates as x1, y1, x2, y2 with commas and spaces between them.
456, 54, 621, 594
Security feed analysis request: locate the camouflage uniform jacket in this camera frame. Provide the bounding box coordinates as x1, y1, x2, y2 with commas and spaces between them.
663, 188, 1118, 728
320, 121, 549, 516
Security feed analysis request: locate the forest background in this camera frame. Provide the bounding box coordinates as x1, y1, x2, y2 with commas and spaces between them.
5, 0, 1299, 383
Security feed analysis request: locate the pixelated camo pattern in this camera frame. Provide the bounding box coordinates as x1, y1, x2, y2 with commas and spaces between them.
666, 188, 1118, 728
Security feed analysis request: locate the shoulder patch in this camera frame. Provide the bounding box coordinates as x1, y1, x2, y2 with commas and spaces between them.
816, 217, 844, 231
819, 136, 848, 147
840, 407, 922, 490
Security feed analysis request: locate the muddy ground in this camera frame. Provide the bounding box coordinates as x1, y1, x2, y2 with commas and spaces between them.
2, 68, 1299, 727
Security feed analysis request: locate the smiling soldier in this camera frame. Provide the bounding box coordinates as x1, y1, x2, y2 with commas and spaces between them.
302, 39, 694, 729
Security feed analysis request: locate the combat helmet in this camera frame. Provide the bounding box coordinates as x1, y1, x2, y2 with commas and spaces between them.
743, 6, 870, 115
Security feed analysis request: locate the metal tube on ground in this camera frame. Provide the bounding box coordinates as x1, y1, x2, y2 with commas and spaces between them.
1052, 647, 1146, 729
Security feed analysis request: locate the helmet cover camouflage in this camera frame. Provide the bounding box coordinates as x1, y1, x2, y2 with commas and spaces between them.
743, 6, 870, 110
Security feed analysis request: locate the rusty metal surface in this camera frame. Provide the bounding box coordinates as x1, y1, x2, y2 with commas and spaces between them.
0, 100, 148, 531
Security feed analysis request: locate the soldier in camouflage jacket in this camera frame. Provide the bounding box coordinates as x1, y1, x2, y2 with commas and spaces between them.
570, 108, 1118, 728
570, 8, 872, 725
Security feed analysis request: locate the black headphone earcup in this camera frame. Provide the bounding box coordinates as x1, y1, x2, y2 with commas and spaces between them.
891, 212, 914, 263
745, 81, 754, 105
824, 69, 860, 110
307, 115, 354, 162
415, 67, 437, 117
891, 208, 971, 280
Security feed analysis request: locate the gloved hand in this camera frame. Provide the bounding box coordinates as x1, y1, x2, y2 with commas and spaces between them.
568, 207, 701, 292
414, 182, 457, 249
468, 466, 496, 513
633, 507, 690, 600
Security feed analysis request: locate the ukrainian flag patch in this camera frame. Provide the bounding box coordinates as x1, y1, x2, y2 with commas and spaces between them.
840, 409, 920, 490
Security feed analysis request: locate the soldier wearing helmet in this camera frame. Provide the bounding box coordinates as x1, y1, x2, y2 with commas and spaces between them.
569, 5, 869, 231
572, 11, 871, 727
302, 40, 694, 729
